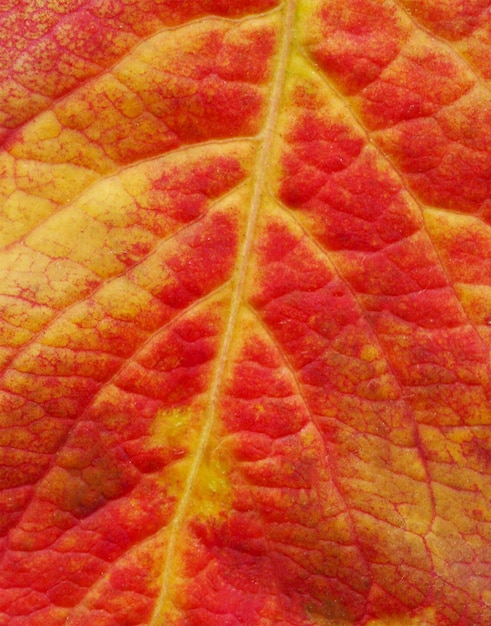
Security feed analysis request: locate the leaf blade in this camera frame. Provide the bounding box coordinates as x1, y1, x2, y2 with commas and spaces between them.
1, 0, 491, 624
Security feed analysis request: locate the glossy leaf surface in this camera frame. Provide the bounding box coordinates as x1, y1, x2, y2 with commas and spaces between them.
1, 0, 491, 624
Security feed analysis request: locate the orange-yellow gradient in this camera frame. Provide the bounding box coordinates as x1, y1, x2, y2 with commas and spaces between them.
0, 0, 490, 624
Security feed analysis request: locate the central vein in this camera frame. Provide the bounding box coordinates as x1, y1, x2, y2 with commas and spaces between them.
150, 1, 296, 621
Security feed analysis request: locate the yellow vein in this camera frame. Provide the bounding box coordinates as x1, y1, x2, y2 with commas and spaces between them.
149, 1, 296, 622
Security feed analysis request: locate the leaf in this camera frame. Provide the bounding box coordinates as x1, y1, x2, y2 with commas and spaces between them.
1, 0, 490, 624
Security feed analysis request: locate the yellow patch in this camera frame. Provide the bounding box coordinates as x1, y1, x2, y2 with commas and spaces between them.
365, 607, 437, 625
150, 404, 232, 521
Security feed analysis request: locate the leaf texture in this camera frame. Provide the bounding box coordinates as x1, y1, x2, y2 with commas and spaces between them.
1, 0, 491, 624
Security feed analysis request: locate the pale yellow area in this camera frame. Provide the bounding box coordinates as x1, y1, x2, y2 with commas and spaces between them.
0, 190, 55, 247
1, 188, 53, 224
11, 110, 111, 171
0, 123, 101, 248
456, 283, 491, 326
93, 278, 157, 322
27, 209, 106, 257
150, 402, 233, 521
0, 154, 52, 246
0, 288, 53, 356
2, 367, 53, 403
54, 97, 95, 130
80, 176, 140, 226
427, 511, 491, 615
0, 154, 15, 196
59, 75, 146, 144
18, 110, 62, 142
0, 315, 35, 349
365, 608, 437, 625
0, 243, 97, 312
15, 159, 97, 204
27, 205, 153, 279
420, 424, 491, 522
346, 453, 432, 534
0, 46, 160, 245
36, 307, 102, 351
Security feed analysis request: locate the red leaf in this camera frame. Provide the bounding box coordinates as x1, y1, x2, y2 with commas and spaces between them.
1, 1, 490, 624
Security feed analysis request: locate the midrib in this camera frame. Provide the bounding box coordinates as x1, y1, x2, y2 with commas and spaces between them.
149, 1, 296, 621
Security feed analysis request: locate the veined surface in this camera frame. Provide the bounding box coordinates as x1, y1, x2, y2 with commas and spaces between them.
0, 0, 490, 624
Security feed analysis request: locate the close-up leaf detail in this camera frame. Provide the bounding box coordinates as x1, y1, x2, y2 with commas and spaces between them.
1, 0, 490, 624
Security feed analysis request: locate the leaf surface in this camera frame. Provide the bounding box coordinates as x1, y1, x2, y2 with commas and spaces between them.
1, 0, 491, 624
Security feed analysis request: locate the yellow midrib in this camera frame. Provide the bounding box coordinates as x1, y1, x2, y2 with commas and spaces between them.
148, 1, 296, 623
